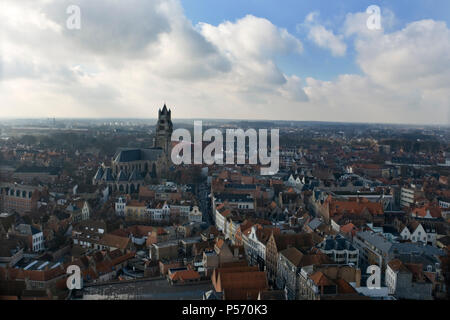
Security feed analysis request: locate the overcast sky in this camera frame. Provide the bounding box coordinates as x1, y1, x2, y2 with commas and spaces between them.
0, 0, 449, 124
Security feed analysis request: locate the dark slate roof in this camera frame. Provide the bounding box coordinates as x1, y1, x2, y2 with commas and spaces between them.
66, 204, 79, 212
129, 169, 143, 181
215, 193, 254, 202
102, 168, 114, 182
114, 149, 142, 162
93, 167, 104, 180
356, 231, 393, 254
117, 171, 128, 182
390, 242, 445, 256
114, 148, 164, 163
308, 218, 323, 231
321, 235, 356, 251
382, 225, 400, 236
141, 148, 164, 161
224, 184, 257, 190
30, 226, 42, 235
15, 166, 61, 175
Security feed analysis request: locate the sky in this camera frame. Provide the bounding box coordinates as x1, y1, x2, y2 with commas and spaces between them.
0, 0, 449, 124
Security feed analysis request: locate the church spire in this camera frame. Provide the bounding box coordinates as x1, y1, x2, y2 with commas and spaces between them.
154, 103, 173, 155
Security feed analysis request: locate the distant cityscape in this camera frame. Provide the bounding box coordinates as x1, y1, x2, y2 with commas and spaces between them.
0, 105, 449, 300
1, 0, 450, 304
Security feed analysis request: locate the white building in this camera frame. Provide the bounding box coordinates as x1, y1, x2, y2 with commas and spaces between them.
115, 197, 126, 216
242, 225, 268, 268
170, 204, 191, 218
14, 224, 44, 252
400, 187, 420, 208
399, 222, 436, 246
214, 193, 255, 210
81, 201, 91, 220
438, 198, 450, 209
225, 218, 242, 244
189, 206, 203, 223
147, 203, 170, 221
385, 259, 433, 300
32, 228, 44, 252
214, 205, 230, 234
285, 174, 305, 190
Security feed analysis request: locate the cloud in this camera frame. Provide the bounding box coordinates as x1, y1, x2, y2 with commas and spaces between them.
198, 15, 304, 87
303, 13, 450, 124
301, 12, 347, 57
0, 2, 448, 125
0, 1, 308, 119
343, 8, 397, 38
43, 0, 172, 58
355, 20, 450, 91
199, 15, 303, 60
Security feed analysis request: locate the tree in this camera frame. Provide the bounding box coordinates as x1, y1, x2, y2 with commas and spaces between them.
20, 135, 37, 146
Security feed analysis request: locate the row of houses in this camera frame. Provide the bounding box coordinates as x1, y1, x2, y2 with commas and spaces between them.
115, 197, 202, 223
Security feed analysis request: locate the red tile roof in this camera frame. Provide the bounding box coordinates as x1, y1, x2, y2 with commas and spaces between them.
310, 271, 334, 287
329, 199, 383, 217
169, 270, 200, 282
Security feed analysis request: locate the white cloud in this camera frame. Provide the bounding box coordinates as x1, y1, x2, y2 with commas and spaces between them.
0, 1, 308, 119
0, 2, 449, 125
303, 14, 450, 124
198, 15, 305, 88
302, 12, 347, 57
355, 20, 450, 91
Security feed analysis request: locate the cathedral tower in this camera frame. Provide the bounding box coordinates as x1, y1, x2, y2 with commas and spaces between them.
154, 103, 173, 156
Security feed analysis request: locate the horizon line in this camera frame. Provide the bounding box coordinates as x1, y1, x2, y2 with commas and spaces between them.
0, 117, 449, 128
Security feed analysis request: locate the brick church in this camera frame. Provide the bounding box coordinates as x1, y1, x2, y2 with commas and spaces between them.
92, 104, 173, 193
